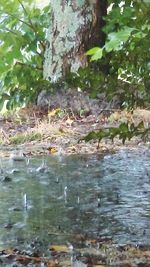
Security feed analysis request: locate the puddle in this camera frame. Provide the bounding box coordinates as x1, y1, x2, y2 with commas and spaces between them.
0, 148, 150, 253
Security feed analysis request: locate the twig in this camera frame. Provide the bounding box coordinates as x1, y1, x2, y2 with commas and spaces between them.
3, 27, 18, 36
17, 0, 34, 28
17, 0, 46, 51
0, 11, 33, 31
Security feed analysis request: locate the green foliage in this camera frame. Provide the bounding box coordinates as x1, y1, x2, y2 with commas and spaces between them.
0, 0, 51, 110
66, 67, 106, 97
82, 1, 150, 144
83, 122, 150, 145
86, 0, 150, 108
10, 132, 42, 144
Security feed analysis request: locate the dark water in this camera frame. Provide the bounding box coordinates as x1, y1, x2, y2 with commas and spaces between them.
0, 148, 150, 251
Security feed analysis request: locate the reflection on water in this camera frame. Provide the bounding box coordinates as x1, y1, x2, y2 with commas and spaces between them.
0, 148, 150, 250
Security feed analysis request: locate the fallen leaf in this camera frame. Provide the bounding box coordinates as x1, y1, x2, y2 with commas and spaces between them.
47, 261, 59, 267
0, 249, 14, 255
143, 250, 150, 257
65, 118, 74, 126
85, 239, 97, 246
47, 147, 58, 154
16, 255, 41, 263
48, 109, 61, 117
68, 146, 76, 152
49, 245, 69, 253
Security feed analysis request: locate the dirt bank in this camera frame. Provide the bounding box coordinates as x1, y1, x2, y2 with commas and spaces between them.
0, 107, 149, 157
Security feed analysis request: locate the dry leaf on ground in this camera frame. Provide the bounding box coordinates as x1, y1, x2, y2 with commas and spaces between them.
49, 245, 70, 253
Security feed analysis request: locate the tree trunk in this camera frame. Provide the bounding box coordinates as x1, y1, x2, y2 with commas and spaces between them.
43, 0, 108, 82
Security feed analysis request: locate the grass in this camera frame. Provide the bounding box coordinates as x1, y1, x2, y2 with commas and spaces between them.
10, 132, 42, 145
5, 117, 70, 145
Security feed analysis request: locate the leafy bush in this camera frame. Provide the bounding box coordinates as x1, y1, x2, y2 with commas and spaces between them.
83, 122, 150, 145
81, 1, 150, 144
0, 0, 50, 110
86, 0, 150, 108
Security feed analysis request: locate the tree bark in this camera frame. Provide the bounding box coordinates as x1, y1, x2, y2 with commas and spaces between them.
43, 0, 108, 82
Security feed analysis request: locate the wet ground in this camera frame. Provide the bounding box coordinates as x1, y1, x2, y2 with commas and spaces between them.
0, 147, 150, 266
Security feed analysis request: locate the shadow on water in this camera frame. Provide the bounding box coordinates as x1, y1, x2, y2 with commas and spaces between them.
0, 147, 150, 253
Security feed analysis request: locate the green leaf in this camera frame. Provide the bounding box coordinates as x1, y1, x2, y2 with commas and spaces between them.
90, 48, 103, 61
116, 27, 134, 42
86, 47, 103, 61
105, 39, 121, 52
105, 27, 134, 52
86, 47, 101, 56
142, 24, 150, 31
83, 131, 99, 142
119, 122, 129, 132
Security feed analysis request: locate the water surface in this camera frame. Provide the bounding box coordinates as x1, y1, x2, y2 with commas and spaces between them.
0, 148, 150, 251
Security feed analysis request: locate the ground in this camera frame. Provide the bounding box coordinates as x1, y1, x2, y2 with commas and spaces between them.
0, 104, 149, 157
